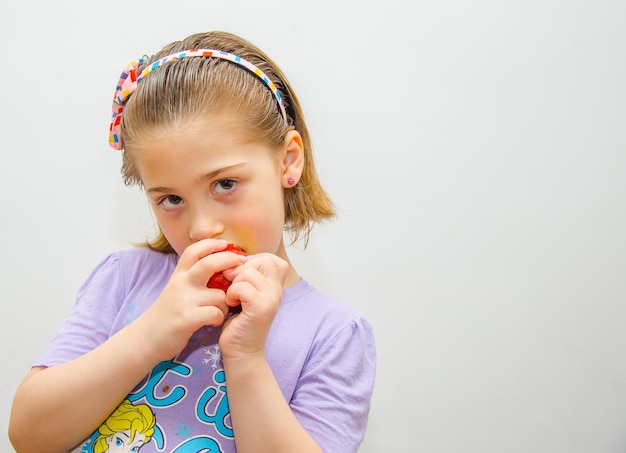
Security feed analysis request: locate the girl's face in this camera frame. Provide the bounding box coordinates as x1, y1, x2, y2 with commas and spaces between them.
133, 115, 299, 260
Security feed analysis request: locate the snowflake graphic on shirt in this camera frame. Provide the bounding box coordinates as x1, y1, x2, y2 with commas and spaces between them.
175, 423, 194, 440
202, 345, 223, 369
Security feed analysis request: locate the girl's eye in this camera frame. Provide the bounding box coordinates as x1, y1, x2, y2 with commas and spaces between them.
214, 179, 237, 194
160, 195, 183, 209
115, 437, 123, 447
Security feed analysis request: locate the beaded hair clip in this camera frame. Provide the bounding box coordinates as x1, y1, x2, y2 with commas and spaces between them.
109, 49, 288, 150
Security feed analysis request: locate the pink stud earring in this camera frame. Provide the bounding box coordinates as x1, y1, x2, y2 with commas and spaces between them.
287, 177, 295, 186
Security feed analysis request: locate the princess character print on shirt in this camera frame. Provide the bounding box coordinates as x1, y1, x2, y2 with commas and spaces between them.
71, 329, 233, 453
71, 399, 156, 453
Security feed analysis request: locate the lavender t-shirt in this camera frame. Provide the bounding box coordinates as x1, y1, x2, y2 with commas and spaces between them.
36, 248, 376, 453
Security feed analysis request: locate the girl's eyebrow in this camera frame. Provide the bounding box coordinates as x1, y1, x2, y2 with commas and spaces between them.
193, 162, 246, 185
146, 163, 247, 194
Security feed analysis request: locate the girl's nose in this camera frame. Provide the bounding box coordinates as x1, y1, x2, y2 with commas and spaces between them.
188, 209, 224, 242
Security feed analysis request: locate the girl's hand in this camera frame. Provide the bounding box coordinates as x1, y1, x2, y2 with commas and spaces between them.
133, 239, 248, 364
219, 253, 289, 360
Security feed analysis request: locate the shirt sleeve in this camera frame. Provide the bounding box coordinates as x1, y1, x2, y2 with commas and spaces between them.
290, 316, 377, 452
34, 253, 124, 368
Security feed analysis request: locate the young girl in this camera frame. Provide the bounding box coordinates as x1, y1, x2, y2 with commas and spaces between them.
9, 31, 376, 453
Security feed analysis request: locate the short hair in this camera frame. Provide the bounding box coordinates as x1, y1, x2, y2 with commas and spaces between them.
120, 31, 335, 250
93, 399, 155, 453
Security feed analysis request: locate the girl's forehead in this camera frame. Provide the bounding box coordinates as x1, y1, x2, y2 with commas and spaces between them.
139, 113, 267, 147
134, 119, 281, 178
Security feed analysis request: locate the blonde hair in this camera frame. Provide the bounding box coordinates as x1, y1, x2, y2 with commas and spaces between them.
119, 31, 335, 251
93, 399, 155, 453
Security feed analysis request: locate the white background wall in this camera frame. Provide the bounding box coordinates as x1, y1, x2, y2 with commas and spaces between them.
1, 0, 625, 451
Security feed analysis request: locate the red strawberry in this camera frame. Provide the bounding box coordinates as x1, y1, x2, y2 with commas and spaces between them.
206, 272, 232, 292
207, 244, 247, 313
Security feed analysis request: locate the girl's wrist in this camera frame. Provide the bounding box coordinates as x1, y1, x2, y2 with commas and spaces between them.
222, 350, 269, 379
123, 317, 168, 371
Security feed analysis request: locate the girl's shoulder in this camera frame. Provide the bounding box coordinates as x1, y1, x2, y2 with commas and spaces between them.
80, 247, 178, 295
108, 246, 177, 268
97, 246, 177, 274
275, 279, 374, 344
281, 279, 363, 321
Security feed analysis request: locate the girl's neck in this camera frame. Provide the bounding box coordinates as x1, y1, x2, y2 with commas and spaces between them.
275, 241, 300, 288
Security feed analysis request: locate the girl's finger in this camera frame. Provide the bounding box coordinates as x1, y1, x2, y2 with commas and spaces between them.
195, 304, 229, 327
241, 253, 289, 283
188, 249, 248, 287
176, 239, 229, 271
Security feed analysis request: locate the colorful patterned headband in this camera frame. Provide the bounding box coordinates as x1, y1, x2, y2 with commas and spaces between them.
109, 49, 288, 150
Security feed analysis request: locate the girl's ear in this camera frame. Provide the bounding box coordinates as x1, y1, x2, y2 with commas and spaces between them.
281, 130, 304, 188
